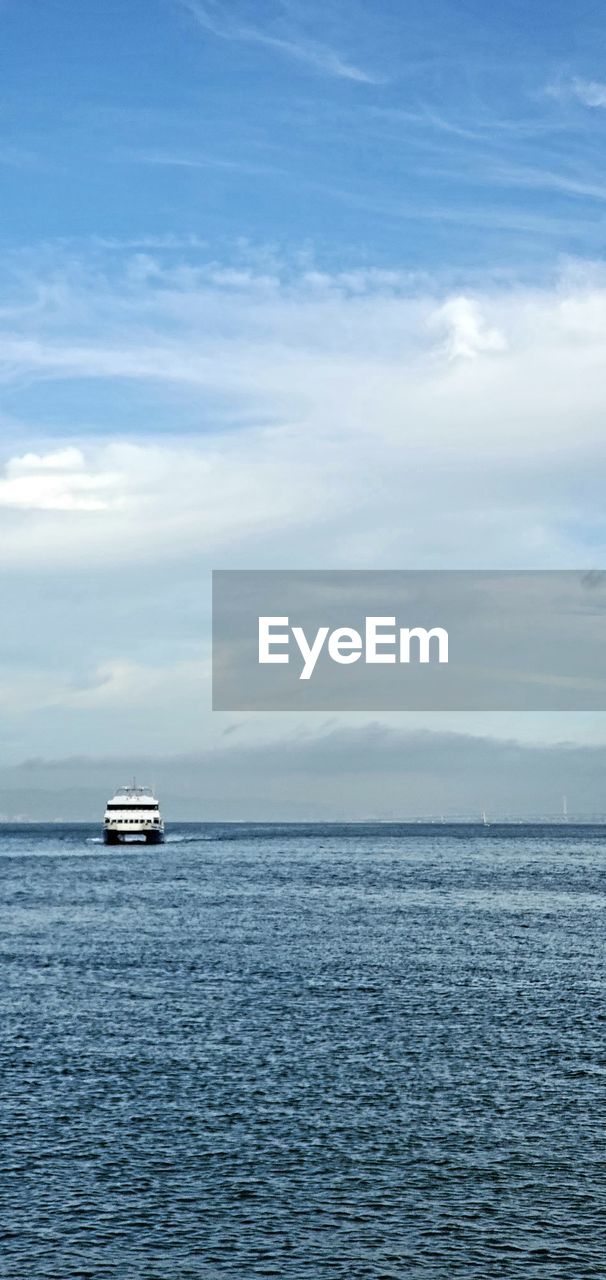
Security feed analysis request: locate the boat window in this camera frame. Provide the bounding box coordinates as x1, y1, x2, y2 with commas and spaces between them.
106, 802, 158, 811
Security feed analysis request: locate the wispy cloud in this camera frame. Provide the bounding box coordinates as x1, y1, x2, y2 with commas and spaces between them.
461, 160, 606, 205
570, 77, 606, 109
119, 146, 284, 179
178, 0, 382, 83
547, 76, 606, 109
90, 233, 209, 251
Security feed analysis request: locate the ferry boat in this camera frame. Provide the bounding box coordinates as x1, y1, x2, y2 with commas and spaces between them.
103, 784, 165, 845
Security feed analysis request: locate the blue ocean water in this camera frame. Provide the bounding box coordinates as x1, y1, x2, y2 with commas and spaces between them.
1, 822, 605, 1279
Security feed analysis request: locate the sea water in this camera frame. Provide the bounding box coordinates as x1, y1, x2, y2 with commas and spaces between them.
1, 823, 605, 1278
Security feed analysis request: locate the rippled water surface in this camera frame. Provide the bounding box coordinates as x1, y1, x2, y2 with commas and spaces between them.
2, 822, 606, 1278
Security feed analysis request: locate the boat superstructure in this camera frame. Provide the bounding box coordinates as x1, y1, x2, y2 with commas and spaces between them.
103, 784, 164, 845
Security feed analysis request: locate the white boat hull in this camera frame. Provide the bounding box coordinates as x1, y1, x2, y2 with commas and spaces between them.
103, 826, 164, 845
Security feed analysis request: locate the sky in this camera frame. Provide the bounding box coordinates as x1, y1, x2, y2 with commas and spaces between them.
2, 0, 606, 816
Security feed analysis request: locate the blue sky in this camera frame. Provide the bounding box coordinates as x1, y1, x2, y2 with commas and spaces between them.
2, 0, 606, 270
2, 0, 606, 805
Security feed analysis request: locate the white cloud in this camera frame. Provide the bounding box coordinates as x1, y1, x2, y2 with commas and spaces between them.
178, 0, 381, 83
2, 253, 606, 585
0, 447, 122, 511
428, 295, 507, 360
571, 77, 606, 108
0, 433, 341, 565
